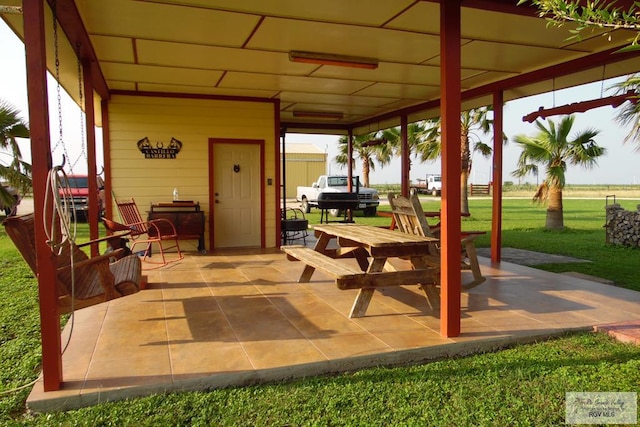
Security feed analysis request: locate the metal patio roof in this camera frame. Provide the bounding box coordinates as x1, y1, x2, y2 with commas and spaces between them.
1, 0, 639, 134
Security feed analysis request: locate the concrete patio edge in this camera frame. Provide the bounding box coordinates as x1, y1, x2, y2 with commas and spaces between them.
27, 327, 590, 413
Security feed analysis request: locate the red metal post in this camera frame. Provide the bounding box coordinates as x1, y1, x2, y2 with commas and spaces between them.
400, 115, 410, 197
83, 59, 99, 256
347, 130, 353, 221
491, 91, 504, 263
440, 0, 462, 338
101, 100, 112, 220
275, 99, 282, 246
23, 0, 63, 390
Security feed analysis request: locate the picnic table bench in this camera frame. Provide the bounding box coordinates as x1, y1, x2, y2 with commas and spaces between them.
281, 224, 440, 318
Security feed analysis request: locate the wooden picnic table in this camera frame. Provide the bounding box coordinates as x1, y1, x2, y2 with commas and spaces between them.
282, 223, 440, 318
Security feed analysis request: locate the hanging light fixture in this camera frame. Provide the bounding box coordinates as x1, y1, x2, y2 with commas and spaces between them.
289, 51, 378, 70
293, 111, 344, 120
0, 5, 22, 13
362, 138, 388, 147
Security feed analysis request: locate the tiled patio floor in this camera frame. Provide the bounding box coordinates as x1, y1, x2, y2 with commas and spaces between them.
27, 248, 640, 412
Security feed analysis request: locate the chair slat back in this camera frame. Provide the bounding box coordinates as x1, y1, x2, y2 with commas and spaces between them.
387, 191, 435, 238
3, 213, 95, 300
116, 198, 148, 236
3, 213, 38, 275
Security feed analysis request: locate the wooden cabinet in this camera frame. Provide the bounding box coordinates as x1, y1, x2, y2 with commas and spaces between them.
148, 202, 206, 253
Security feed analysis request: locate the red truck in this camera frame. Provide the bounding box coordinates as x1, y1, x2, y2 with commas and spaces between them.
60, 175, 105, 221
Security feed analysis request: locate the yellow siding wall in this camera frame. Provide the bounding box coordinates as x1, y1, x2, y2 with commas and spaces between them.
282, 153, 326, 198
107, 95, 277, 248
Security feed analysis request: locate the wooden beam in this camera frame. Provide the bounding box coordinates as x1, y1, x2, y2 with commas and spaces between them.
523, 91, 638, 122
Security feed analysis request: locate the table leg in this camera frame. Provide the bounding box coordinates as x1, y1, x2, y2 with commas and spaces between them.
349, 257, 386, 318
410, 256, 440, 310
352, 247, 370, 271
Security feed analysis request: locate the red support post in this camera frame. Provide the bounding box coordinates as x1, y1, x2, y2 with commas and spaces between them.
23, 0, 63, 390
400, 115, 410, 197
491, 91, 504, 263
347, 130, 353, 221
101, 100, 112, 220
275, 99, 282, 246
83, 59, 100, 256
439, 1, 462, 338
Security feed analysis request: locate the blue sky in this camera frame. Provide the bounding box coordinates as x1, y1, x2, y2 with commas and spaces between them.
1, 20, 638, 185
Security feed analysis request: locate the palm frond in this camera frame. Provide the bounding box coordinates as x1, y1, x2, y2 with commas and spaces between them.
531, 182, 548, 205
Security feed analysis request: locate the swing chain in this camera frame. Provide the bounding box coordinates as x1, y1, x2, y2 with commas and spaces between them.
70, 43, 86, 172
51, 0, 73, 171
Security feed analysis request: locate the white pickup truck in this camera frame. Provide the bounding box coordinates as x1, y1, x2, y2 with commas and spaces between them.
296, 175, 379, 216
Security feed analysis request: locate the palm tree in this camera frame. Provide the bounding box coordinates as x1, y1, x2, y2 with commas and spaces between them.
334, 132, 394, 187
416, 107, 495, 214
380, 121, 429, 175
612, 74, 640, 148
511, 115, 604, 230
0, 99, 31, 207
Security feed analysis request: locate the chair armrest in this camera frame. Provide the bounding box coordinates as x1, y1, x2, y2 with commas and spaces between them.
77, 234, 130, 249
461, 231, 486, 238
102, 217, 131, 232
460, 234, 478, 245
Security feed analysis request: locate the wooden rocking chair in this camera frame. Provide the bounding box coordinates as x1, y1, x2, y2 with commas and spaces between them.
114, 198, 183, 266
3, 213, 142, 314
388, 191, 486, 290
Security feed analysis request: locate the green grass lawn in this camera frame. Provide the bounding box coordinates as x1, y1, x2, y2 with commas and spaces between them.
1, 196, 639, 425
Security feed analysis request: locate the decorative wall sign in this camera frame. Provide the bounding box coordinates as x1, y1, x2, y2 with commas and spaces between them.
137, 137, 183, 159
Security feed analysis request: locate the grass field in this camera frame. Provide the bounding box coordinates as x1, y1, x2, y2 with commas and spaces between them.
1, 193, 639, 425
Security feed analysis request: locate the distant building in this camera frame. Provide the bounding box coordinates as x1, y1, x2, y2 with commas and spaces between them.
281, 143, 326, 199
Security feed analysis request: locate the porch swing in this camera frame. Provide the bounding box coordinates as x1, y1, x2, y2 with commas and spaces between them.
2, 2, 142, 314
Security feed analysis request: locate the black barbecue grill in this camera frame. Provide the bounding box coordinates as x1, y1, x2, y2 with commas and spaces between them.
317, 192, 359, 223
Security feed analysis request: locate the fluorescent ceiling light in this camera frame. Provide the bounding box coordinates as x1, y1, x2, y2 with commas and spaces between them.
362, 138, 388, 147
293, 111, 344, 120
0, 6, 22, 14
289, 51, 378, 70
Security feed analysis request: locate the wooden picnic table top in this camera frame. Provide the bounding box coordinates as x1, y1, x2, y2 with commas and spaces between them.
313, 223, 438, 258
314, 223, 437, 245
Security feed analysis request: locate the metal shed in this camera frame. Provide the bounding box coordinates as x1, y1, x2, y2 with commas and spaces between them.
281, 143, 327, 199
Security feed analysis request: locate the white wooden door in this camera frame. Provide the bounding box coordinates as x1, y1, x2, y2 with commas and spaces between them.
212, 142, 261, 248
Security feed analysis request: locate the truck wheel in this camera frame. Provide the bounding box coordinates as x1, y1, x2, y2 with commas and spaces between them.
431, 187, 438, 196
363, 207, 377, 217
329, 208, 342, 217
301, 197, 311, 213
